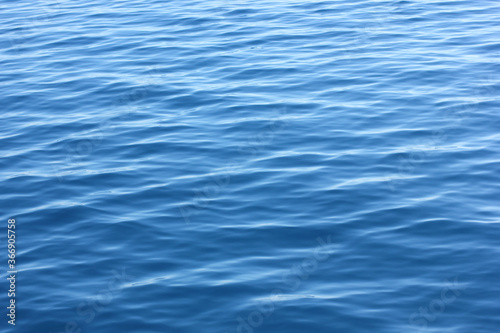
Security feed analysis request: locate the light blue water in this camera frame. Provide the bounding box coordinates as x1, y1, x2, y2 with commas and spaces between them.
1, 0, 500, 332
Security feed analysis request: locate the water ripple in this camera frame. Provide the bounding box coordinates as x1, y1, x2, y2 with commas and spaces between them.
1, 0, 499, 332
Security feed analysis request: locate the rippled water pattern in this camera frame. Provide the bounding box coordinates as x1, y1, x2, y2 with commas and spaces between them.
2, 0, 500, 332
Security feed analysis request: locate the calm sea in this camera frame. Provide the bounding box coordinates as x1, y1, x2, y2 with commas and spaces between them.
1, 0, 499, 332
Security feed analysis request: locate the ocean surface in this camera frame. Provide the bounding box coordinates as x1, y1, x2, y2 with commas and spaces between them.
1, 0, 500, 332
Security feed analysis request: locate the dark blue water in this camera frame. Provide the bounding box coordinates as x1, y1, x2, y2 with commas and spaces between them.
2, 0, 500, 332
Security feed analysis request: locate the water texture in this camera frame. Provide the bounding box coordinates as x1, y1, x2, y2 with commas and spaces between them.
1, 0, 500, 332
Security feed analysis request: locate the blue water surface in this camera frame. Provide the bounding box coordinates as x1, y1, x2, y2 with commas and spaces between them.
1, 0, 500, 332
